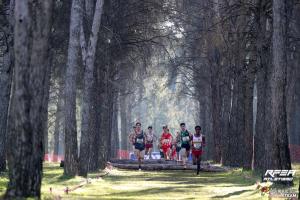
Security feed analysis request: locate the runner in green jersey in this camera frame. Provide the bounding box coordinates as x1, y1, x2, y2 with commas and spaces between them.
179, 122, 192, 169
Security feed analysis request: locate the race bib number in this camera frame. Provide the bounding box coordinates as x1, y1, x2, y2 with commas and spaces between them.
136, 138, 143, 143
147, 136, 153, 142
163, 139, 170, 144
146, 139, 153, 144
194, 143, 201, 149
182, 136, 190, 142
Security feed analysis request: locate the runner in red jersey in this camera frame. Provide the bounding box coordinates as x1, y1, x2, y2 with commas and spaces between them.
192, 125, 205, 175
160, 125, 173, 160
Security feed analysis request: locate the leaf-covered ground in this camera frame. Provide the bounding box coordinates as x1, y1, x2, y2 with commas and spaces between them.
0, 163, 299, 199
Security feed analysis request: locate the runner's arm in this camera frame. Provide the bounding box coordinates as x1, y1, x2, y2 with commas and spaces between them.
129, 133, 134, 144
159, 135, 163, 145
170, 134, 173, 145
128, 134, 132, 143
188, 132, 192, 146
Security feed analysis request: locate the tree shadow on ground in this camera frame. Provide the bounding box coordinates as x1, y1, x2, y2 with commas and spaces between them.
45, 174, 76, 185
104, 170, 256, 188
211, 189, 253, 199
94, 185, 203, 198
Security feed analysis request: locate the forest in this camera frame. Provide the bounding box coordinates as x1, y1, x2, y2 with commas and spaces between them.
0, 0, 300, 199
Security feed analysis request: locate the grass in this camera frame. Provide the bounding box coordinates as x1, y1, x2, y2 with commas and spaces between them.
0, 163, 299, 200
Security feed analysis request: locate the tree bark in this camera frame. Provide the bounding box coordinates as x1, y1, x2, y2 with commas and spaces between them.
120, 94, 128, 151
42, 48, 52, 156
0, 0, 13, 172
53, 80, 64, 156
243, 71, 254, 169
270, 0, 291, 170
87, 75, 99, 171
220, 78, 232, 166
253, 0, 272, 171
110, 93, 119, 159
97, 62, 111, 169
79, 0, 104, 177
226, 78, 244, 167
5, 0, 53, 198
64, 0, 83, 176
211, 73, 222, 163
287, 2, 300, 153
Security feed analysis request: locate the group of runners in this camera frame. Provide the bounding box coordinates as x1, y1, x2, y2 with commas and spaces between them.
129, 122, 205, 175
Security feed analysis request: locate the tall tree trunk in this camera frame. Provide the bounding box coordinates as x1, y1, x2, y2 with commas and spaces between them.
243, 70, 254, 169
0, 0, 13, 172
5, 0, 53, 198
220, 78, 232, 166
97, 63, 111, 169
271, 0, 291, 170
79, 0, 104, 177
54, 81, 64, 156
126, 99, 134, 150
106, 68, 114, 161
227, 78, 244, 167
110, 93, 119, 158
208, 0, 223, 163
287, 2, 300, 155
64, 0, 83, 176
120, 94, 128, 151
253, 0, 272, 171
86, 68, 100, 171
42, 50, 52, 156
211, 72, 222, 163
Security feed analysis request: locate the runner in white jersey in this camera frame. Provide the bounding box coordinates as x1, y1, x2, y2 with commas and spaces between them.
145, 126, 157, 159
191, 125, 205, 175
174, 132, 181, 162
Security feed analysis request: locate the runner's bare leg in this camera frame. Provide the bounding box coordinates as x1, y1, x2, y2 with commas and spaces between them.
148, 148, 153, 159
196, 155, 201, 175
145, 148, 149, 159
138, 151, 141, 170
